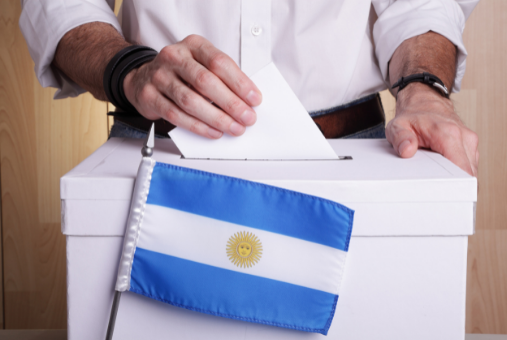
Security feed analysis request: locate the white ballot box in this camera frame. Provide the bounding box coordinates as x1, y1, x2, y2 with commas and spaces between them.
61, 138, 476, 340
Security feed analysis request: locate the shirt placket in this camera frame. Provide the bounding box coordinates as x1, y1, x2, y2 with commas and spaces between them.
240, 0, 271, 77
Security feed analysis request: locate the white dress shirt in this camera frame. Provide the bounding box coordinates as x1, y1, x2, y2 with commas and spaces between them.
20, 0, 478, 112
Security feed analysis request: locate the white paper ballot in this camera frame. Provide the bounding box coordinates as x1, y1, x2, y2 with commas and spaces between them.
169, 62, 338, 160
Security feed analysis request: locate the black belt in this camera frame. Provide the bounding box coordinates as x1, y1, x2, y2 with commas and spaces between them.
109, 93, 385, 139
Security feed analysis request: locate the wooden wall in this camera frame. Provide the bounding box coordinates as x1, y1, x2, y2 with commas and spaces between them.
461, 0, 507, 333
0, 0, 505, 333
0, 0, 109, 329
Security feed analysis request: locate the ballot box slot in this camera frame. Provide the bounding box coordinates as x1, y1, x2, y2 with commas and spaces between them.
179, 156, 353, 161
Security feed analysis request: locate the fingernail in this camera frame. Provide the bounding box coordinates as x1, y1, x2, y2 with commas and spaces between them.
398, 140, 411, 156
240, 110, 256, 125
246, 90, 262, 106
207, 128, 223, 139
229, 122, 246, 136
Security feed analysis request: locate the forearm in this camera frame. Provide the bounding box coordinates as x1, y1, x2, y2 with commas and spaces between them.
385, 31, 478, 177
388, 31, 457, 98
52, 22, 131, 100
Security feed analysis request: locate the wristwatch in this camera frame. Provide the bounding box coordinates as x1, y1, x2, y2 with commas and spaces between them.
392, 72, 449, 98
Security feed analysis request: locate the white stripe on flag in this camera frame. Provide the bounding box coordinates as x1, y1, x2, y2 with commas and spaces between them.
137, 204, 347, 295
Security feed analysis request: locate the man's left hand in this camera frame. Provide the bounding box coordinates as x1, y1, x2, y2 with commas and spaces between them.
386, 82, 479, 176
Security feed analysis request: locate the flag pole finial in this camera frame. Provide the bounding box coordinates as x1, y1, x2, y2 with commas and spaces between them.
142, 123, 155, 157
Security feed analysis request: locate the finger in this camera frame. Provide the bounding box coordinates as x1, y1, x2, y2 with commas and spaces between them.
463, 145, 477, 177
178, 59, 257, 126
385, 119, 419, 158
184, 35, 262, 106
429, 123, 474, 176
475, 149, 480, 191
148, 91, 224, 139
462, 129, 479, 176
161, 76, 246, 136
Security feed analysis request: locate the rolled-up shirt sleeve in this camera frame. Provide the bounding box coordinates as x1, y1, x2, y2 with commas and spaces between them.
19, 0, 122, 98
372, 0, 480, 92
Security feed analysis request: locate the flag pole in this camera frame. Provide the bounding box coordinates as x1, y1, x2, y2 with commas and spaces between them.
105, 291, 122, 340
104, 123, 155, 340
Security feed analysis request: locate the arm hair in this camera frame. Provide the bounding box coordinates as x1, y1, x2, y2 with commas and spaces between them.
52, 22, 132, 100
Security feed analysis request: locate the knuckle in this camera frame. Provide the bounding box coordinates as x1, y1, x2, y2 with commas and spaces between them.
385, 119, 394, 131
166, 81, 179, 100
208, 53, 229, 72
391, 115, 407, 126
159, 45, 171, 55
223, 97, 243, 114
151, 69, 166, 87
194, 69, 213, 89
164, 108, 179, 125
160, 45, 182, 65
159, 46, 173, 59
137, 86, 155, 104
211, 113, 231, 130
183, 34, 202, 47
177, 90, 193, 110
188, 120, 204, 135
388, 116, 409, 135
234, 76, 249, 91
445, 124, 463, 140
468, 130, 479, 146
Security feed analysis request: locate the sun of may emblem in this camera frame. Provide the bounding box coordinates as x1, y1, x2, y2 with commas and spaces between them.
226, 231, 263, 268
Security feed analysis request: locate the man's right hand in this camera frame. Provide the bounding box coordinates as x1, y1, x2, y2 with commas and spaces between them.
123, 35, 262, 139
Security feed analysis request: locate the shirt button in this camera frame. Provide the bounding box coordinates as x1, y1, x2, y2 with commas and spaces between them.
251, 25, 262, 36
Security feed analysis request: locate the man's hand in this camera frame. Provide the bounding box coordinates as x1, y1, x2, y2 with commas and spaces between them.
386, 83, 479, 176
123, 35, 262, 139
388, 31, 479, 176
54, 25, 261, 139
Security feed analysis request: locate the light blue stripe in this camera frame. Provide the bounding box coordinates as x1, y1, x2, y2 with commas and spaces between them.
146, 163, 354, 251
130, 247, 338, 335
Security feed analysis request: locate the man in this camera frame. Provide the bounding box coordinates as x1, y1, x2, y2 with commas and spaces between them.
20, 0, 479, 175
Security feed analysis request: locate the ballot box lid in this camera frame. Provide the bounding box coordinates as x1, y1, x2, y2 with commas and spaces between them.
61, 138, 477, 236
61, 137, 476, 202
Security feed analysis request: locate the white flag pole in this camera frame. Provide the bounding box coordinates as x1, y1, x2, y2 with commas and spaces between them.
105, 123, 155, 340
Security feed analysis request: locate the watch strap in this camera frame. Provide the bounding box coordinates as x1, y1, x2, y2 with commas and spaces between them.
392, 72, 449, 98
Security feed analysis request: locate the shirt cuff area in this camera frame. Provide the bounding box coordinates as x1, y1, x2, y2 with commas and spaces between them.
19, 0, 122, 99
373, 0, 469, 93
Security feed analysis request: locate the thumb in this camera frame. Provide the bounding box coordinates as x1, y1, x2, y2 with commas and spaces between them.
386, 119, 419, 158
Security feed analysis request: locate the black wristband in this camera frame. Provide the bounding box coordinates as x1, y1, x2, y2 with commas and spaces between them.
103, 45, 158, 112
392, 72, 450, 98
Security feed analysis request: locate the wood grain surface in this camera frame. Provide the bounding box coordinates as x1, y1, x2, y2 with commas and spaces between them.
461, 0, 507, 334
0, 0, 108, 329
0, 329, 66, 340
0, 0, 505, 333
0, 125, 3, 329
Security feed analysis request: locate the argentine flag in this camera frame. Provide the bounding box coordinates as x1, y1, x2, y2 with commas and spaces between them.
115, 158, 354, 335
